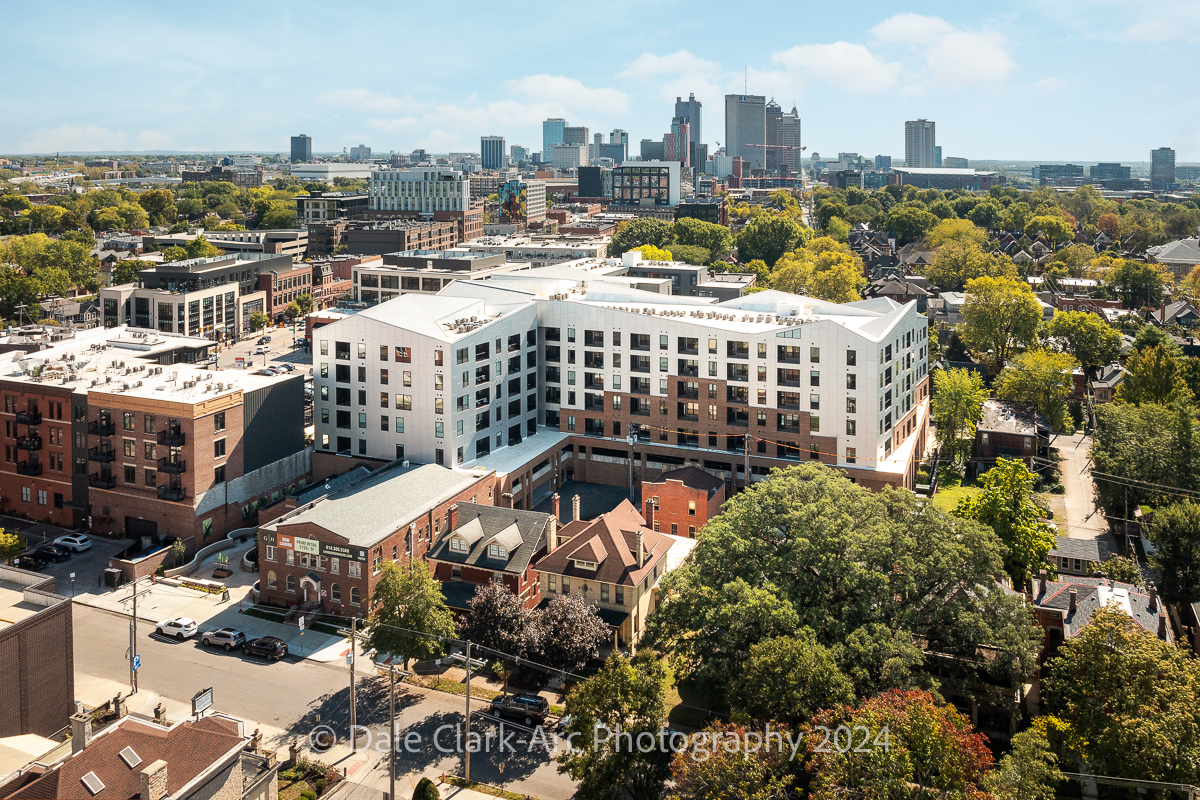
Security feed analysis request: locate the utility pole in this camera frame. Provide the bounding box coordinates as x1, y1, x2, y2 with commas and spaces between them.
349, 616, 357, 752
626, 425, 637, 501
388, 664, 396, 800
464, 641, 472, 782
119, 576, 154, 695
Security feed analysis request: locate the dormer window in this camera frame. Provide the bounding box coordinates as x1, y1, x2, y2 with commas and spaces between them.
573, 559, 597, 571
450, 537, 468, 552
488, 543, 507, 559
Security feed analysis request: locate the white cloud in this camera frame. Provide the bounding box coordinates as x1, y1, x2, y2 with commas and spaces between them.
617, 50, 724, 102
504, 75, 629, 116
16, 124, 174, 153
314, 88, 413, 115
770, 42, 901, 94
1031, 77, 1067, 94
871, 13, 1016, 90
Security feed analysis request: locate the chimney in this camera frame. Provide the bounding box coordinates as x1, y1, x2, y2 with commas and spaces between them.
1068, 588, 1077, 614
572, 494, 581, 522
547, 514, 558, 552
1149, 584, 1158, 612
1038, 569, 1047, 596
644, 497, 656, 531
1159, 610, 1169, 640
552, 493, 560, 522
70, 712, 92, 754
636, 530, 645, 568
448, 504, 459, 532
140, 760, 169, 800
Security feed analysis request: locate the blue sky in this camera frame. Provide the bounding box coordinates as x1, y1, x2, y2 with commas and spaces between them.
6, 0, 1200, 161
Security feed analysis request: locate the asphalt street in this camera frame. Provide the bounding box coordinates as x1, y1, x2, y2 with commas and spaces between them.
73, 605, 573, 799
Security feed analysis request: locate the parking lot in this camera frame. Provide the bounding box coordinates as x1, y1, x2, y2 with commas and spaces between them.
2, 516, 130, 597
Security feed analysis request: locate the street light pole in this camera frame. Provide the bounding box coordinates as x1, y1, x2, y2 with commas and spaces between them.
349, 616, 357, 752
389, 664, 396, 800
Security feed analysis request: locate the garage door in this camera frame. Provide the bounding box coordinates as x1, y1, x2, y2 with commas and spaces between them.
126, 517, 159, 540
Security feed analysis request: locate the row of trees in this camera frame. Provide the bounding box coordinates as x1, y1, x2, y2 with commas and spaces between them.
608, 217, 733, 265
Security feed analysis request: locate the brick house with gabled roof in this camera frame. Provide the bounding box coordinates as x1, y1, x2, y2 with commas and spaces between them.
641, 466, 726, 537
427, 501, 553, 611
531, 498, 681, 650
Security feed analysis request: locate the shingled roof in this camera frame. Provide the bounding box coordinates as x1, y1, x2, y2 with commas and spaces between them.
532, 499, 674, 587
427, 502, 550, 575
1034, 575, 1170, 641
2, 715, 244, 800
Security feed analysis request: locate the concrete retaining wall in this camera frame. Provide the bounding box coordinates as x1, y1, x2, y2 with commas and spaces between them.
164, 527, 258, 578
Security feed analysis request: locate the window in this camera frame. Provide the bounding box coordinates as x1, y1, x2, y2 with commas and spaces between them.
395, 346, 411, 363
267, 571, 277, 589
847, 350, 857, 366
351, 587, 361, 605
214, 439, 226, 458
810, 417, 820, 432
145, 468, 156, 487
810, 371, 820, 386
810, 347, 820, 363
846, 420, 857, 435
758, 342, 767, 359
320, 340, 329, 356
616, 585, 624, 605
846, 447, 857, 464
435, 421, 444, 438
810, 394, 820, 410
395, 394, 412, 410
214, 465, 225, 484
688, 500, 696, 516
488, 543, 507, 559
124, 465, 136, 483
708, 338, 717, 354
144, 441, 155, 461
286, 549, 294, 565
601, 583, 610, 602
214, 411, 225, 432
144, 414, 156, 433
562, 576, 571, 594
331, 584, 341, 602
847, 397, 857, 414
847, 373, 857, 390
286, 575, 296, 593
357, 343, 366, 359
548, 574, 556, 593
37, 489, 47, 506
123, 412, 135, 431
348, 561, 362, 578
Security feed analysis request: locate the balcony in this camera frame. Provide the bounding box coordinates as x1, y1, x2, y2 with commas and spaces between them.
630, 378, 651, 395
584, 375, 605, 391
16, 436, 42, 452
677, 385, 699, 400
158, 429, 186, 447
88, 446, 116, 463
727, 388, 749, 405
630, 357, 651, 374
727, 365, 749, 383
15, 410, 42, 426
158, 456, 187, 474
157, 486, 187, 502
727, 409, 750, 428
584, 395, 605, 412
89, 472, 116, 489
678, 362, 699, 377
16, 461, 41, 476
89, 419, 116, 436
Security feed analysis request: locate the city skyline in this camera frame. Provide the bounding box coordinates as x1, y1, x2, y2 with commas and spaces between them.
5, 1, 1200, 161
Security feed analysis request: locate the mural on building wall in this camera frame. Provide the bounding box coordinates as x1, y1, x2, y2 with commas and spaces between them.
499, 181, 527, 224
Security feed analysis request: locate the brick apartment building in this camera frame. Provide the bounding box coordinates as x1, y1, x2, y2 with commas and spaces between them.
256, 461, 494, 616
640, 466, 725, 537
427, 501, 553, 611
0, 326, 308, 546
257, 262, 313, 322
306, 219, 458, 258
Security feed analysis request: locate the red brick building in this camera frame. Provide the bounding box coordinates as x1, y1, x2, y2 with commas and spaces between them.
640, 466, 725, 538
427, 501, 553, 611
257, 462, 494, 616
1, 387, 75, 528
258, 263, 313, 322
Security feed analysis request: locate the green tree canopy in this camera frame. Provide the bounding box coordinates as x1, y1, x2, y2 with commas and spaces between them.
111, 261, 144, 285
1146, 501, 1200, 606
608, 217, 676, 256
1119, 343, 1194, 406
1103, 258, 1167, 308
926, 218, 988, 249
959, 276, 1044, 372
924, 240, 1017, 290
735, 216, 812, 267
1047, 310, 1121, 369
880, 205, 938, 246
931, 367, 988, 468
1045, 607, 1200, 785
994, 349, 1079, 433
362, 559, 455, 669
954, 458, 1058, 585
1024, 214, 1074, 247
1090, 401, 1198, 517
729, 630, 854, 725
673, 217, 732, 261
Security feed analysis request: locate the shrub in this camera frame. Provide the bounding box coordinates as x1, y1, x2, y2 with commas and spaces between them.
314, 778, 327, 795
300, 792, 317, 800
413, 777, 440, 800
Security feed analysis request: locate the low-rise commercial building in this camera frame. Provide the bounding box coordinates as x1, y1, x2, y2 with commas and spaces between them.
180, 165, 264, 188
144, 231, 308, 259
353, 250, 529, 305
675, 196, 728, 226
258, 262, 313, 321
889, 168, 1005, 192
640, 466, 725, 537
0, 565, 73, 738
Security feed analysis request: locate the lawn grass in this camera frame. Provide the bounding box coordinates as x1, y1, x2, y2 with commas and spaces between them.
931, 483, 981, 513
445, 776, 546, 800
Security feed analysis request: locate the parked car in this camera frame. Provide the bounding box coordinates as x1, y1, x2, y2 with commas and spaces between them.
257, 336, 271, 345
34, 544, 71, 563
16, 553, 48, 571
280, 363, 297, 372
156, 617, 198, 641
488, 693, 549, 726
54, 533, 92, 552
254, 345, 271, 355
201, 627, 247, 651
260, 367, 280, 375
243, 636, 288, 661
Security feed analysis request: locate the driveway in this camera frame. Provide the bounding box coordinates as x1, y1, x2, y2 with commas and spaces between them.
1055, 432, 1107, 540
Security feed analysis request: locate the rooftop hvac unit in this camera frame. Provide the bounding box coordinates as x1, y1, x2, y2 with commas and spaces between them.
402, 460, 410, 468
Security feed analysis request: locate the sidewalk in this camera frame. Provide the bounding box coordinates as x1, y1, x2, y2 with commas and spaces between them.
76, 552, 351, 663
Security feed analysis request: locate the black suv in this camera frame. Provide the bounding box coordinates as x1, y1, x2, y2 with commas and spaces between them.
35, 544, 71, 563
243, 636, 288, 661
488, 693, 549, 726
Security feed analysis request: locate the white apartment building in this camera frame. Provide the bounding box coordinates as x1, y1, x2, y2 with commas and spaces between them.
369, 168, 471, 214
551, 144, 589, 171
312, 278, 930, 495
452, 235, 609, 267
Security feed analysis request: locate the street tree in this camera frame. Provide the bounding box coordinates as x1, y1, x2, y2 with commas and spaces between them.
959, 276, 1044, 372
735, 216, 811, 267
1047, 310, 1121, 369
456, 581, 539, 660
248, 311, 270, 331
805, 690, 994, 799
608, 217, 676, 256
1103, 258, 1167, 308
296, 293, 314, 314
557, 651, 672, 800
669, 722, 797, 800
1146, 501, 1200, 606
924, 240, 1015, 290
363, 560, 455, 669
1091, 401, 1200, 517
967, 200, 1004, 230
633, 244, 674, 262
1045, 606, 1200, 785
926, 218, 987, 249
729, 630, 854, 725
984, 720, 1064, 800
994, 349, 1079, 433
1025, 214, 1074, 247
535, 592, 611, 672
954, 457, 1058, 585
644, 465, 1042, 720
674, 217, 732, 261
284, 302, 301, 321
930, 367, 988, 468
1119, 343, 1193, 406
881, 205, 939, 246
0, 529, 24, 564
138, 189, 177, 226
1097, 212, 1121, 238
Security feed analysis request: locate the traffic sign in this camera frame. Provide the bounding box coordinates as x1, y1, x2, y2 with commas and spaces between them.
132, 654, 141, 671
298, 616, 305, 631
